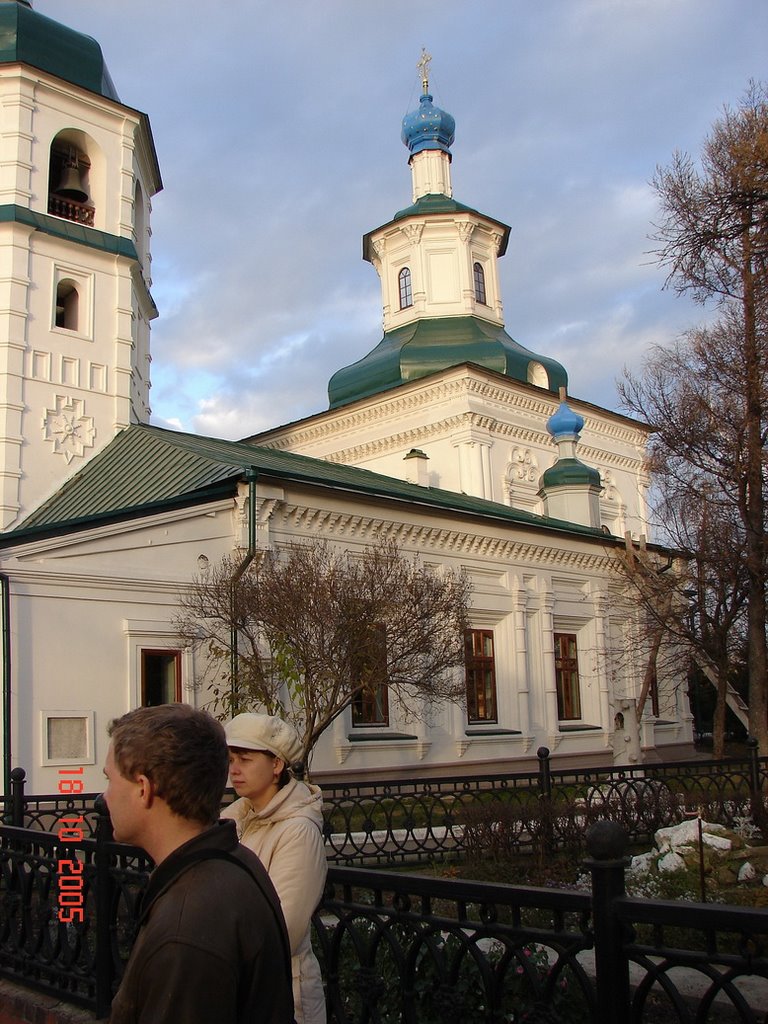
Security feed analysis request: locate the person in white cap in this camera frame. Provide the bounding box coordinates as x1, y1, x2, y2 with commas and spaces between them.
222, 713, 327, 1024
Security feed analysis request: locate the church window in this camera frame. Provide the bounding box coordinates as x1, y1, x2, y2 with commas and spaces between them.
554, 633, 582, 720
48, 134, 94, 227
527, 361, 549, 388
134, 179, 148, 267
55, 279, 79, 331
351, 623, 389, 726
465, 629, 497, 723
53, 268, 93, 338
352, 683, 389, 726
398, 267, 413, 309
473, 262, 487, 305
141, 649, 182, 706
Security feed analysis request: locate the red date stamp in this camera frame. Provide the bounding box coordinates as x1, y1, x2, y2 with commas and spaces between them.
56, 767, 85, 924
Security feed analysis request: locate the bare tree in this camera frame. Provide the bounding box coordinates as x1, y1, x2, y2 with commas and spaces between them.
619, 81, 768, 752
177, 538, 472, 767
613, 485, 748, 756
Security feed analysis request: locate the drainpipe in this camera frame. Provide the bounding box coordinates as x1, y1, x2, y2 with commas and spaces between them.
229, 469, 258, 716
1, 573, 11, 799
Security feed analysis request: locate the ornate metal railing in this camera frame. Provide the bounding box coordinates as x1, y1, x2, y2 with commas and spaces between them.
315, 864, 595, 1023
1, 815, 766, 1022
0, 813, 150, 1017
5, 744, 766, 866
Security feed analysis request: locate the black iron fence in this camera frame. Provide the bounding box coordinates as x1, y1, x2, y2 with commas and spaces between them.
1, 813, 766, 1023
0, 809, 151, 1018
7, 745, 765, 866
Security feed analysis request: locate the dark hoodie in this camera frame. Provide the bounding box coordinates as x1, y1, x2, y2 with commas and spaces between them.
109, 819, 294, 1024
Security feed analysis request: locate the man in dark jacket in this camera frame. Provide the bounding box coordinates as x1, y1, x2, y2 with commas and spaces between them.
104, 703, 295, 1024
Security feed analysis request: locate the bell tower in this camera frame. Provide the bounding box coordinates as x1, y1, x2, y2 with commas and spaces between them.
328, 51, 567, 410
0, 0, 161, 528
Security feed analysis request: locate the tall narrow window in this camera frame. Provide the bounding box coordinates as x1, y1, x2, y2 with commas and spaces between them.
134, 179, 147, 266
351, 623, 389, 726
554, 633, 582, 720
398, 267, 413, 309
55, 279, 79, 330
141, 650, 182, 706
465, 629, 497, 723
473, 262, 487, 305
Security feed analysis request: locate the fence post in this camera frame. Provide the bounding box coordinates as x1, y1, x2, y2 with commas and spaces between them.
537, 746, 551, 799
583, 820, 630, 1024
537, 746, 554, 854
94, 794, 116, 1019
10, 766, 25, 827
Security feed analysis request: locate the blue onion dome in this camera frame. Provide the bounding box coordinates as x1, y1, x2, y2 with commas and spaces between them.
401, 92, 456, 156
547, 400, 584, 440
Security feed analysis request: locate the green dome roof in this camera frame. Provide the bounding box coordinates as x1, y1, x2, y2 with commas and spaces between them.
328, 315, 568, 409
0, 1, 120, 101
539, 458, 601, 490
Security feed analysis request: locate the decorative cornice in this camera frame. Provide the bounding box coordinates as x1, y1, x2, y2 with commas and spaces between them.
276, 503, 615, 571
258, 370, 648, 460
284, 409, 643, 476
2, 567, 187, 595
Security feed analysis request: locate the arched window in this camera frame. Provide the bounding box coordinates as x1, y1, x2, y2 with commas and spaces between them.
55, 279, 79, 331
527, 361, 549, 388
473, 262, 487, 305
48, 132, 94, 227
398, 267, 413, 309
134, 180, 147, 264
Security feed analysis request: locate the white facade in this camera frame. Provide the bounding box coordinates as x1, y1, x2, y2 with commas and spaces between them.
0, 467, 693, 794
253, 365, 649, 539
0, 57, 159, 529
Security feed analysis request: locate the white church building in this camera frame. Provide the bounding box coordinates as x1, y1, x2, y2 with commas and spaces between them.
0, 2, 693, 794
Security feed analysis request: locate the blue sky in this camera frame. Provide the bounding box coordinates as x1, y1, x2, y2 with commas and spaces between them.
37, 0, 768, 438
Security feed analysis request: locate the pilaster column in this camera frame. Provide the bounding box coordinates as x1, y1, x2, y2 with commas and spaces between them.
593, 589, 612, 741
454, 436, 493, 499
539, 582, 560, 744
511, 576, 531, 736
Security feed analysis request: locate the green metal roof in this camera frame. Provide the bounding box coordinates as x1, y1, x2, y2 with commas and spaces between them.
328, 316, 568, 408
2, 424, 607, 544
0, 205, 138, 259
0, 1, 120, 101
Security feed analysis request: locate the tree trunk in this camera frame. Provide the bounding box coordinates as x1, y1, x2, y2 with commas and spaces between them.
741, 221, 768, 753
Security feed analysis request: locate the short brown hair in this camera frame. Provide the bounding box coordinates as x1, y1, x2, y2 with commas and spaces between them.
108, 704, 228, 825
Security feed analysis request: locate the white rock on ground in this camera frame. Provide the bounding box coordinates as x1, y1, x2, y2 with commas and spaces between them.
658, 852, 686, 873
738, 861, 756, 882
629, 852, 656, 874
655, 819, 728, 853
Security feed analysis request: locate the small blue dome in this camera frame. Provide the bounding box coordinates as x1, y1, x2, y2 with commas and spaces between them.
401, 93, 455, 156
547, 401, 584, 439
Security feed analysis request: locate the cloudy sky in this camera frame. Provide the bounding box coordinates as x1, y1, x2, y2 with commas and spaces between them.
37, 0, 768, 439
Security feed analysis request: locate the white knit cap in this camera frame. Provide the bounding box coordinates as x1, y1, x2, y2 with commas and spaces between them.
225, 713, 302, 765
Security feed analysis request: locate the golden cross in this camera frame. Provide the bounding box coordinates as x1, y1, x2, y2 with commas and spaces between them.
417, 47, 432, 94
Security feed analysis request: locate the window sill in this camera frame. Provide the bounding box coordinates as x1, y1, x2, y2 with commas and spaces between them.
347, 731, 418, 743
558, 723, 601, 732
465, 728, 521, 737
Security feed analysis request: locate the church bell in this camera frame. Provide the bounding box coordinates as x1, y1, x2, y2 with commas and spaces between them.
55, 152, 88, 204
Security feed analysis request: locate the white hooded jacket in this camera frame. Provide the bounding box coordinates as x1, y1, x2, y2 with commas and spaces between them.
222, 778, 327, 1024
